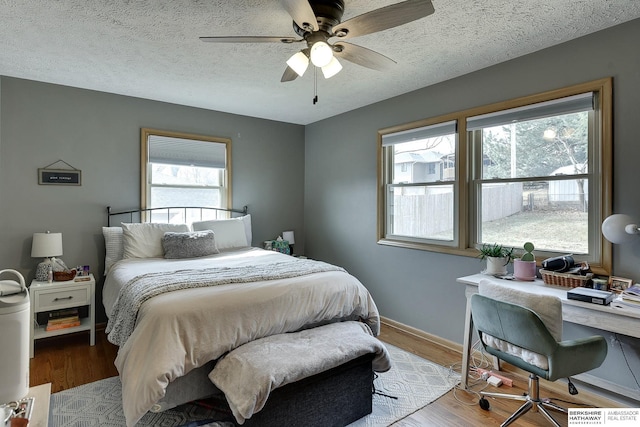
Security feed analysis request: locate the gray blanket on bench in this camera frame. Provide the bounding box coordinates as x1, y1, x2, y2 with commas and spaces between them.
209, 321, 391, 424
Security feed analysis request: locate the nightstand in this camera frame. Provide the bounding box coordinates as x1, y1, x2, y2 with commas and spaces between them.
29, 274, 95, 358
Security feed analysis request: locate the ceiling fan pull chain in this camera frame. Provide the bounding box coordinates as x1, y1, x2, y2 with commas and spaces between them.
313, 67, 318, 104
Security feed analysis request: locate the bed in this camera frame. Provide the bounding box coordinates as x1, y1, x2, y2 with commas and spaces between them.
102, 206, 387, 426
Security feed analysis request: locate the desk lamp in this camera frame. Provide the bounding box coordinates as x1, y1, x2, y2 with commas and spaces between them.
282, 230, 295, 256
602, 214, 640, 244
31, 231, 63, 281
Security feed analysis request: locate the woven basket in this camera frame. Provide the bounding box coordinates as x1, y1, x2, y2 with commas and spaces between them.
54, 269, 77, 282
540, 269, 592, 288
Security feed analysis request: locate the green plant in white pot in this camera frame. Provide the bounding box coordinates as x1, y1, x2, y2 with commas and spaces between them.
478, 243, 513, 276
513, 242, 537, 281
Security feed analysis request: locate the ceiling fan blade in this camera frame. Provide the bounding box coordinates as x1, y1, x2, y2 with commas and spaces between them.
281, 0, 319, 32
281, 66, 299, 82
200, 36, 301, 43
333, 42, 396, 71
332, 0, 435, 40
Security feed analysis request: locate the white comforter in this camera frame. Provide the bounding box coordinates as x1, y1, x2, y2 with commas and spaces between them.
103, 248, 380, 426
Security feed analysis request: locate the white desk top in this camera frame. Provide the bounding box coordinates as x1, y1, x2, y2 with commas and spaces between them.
458, 273, 640, 336
459, 273, 640, 317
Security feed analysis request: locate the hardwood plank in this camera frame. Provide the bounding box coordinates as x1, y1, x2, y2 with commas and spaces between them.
30, 327, 118, 393
30, 323, 614, 426
378, 321, 615, 427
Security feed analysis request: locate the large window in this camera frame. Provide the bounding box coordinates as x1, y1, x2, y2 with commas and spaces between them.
379, 120, 458, 246
141, 128, 232, 223
378, 79, 612, 273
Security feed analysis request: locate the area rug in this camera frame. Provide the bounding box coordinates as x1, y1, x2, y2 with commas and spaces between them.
49, 344, 459, 426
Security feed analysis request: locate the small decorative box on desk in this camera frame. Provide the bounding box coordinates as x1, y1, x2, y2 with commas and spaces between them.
29, 274, 95, 358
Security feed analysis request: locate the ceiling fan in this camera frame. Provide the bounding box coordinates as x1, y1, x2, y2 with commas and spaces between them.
200, 0, 435, 82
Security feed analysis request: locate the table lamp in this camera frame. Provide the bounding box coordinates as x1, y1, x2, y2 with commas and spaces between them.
31, 231, 63, 281
282, 230, 295, 256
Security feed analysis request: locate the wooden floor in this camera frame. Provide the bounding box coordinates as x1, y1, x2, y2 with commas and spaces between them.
31, 325, 612, 426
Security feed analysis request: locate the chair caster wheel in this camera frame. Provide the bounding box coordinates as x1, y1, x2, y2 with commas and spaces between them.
479, 397, 490, 410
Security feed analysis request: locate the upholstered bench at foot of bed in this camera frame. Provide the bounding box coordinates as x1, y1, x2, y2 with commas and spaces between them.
241, 352, 374, 427
209, 321, 391, 427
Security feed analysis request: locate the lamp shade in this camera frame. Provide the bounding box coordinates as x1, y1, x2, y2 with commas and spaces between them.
321, 56, 342, 79
601, 214, 639, 244
286, 51, 309, 77
310, 41, 333, 67
31, 232, 63, 258
282, 231, 295, 245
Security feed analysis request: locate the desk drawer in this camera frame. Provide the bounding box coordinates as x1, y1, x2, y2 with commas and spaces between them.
35, 286, 90, 311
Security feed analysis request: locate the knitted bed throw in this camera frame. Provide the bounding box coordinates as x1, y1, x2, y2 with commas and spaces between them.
106, 259, 346, 346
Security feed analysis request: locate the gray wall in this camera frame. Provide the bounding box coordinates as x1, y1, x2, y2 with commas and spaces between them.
0, 78, 305, 322
304, 19, 640, 399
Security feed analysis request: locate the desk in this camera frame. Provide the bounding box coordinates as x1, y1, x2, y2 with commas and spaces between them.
458, 274, 640, 394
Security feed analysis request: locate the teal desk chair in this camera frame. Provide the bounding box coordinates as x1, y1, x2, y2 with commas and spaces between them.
470, 293, 607, 427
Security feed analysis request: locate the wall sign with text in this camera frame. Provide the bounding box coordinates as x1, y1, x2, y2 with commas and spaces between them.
38, 168, 82, 186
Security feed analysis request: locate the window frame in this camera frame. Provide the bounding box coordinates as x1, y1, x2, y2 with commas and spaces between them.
140, 128, 232, 212
377, 78, 612, 274
378, 114, 462, 250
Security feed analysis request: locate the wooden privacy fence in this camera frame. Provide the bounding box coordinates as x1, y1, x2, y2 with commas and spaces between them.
392, 183, 522, 238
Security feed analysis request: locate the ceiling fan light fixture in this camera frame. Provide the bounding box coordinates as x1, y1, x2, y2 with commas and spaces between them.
286, 51, 309, 76
321, 56, 342, 79
310, 41, 333, 67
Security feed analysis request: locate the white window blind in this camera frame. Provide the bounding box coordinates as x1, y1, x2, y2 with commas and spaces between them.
466, 92, 594, 131
382, 120, 457, 146
148, 135, 226, 168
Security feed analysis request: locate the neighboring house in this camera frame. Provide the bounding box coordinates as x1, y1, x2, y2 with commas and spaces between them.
394, 150, 449, 183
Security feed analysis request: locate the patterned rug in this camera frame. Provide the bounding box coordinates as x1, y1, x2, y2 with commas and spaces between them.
49, 345, 459, 426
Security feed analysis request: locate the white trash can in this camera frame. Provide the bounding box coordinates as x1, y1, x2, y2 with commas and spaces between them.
0, 269, 30, 403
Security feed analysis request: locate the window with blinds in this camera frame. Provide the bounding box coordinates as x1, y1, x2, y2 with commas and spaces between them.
377, 78, 612, 273
141, 129, 231, 223
379, 120, 458, 245
468, 92, 597, 257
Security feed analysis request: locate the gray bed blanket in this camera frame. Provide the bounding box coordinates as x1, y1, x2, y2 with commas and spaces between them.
106, 258, 345, 346
209, 321, 391, 424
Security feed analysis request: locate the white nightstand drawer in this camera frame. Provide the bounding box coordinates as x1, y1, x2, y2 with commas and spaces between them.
35, 286, 90, 311
30, 275, 96, 358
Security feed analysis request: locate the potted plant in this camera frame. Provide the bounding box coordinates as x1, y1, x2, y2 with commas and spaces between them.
478, 243, 513, 276
513, 242, 537, 281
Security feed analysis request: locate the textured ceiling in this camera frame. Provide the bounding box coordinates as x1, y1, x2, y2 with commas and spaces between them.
2, 1, 639, 125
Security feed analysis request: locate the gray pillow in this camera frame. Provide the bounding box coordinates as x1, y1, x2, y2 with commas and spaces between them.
162, 230, 219, 259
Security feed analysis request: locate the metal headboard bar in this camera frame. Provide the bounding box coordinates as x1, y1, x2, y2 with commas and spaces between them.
106, 205, 248, 226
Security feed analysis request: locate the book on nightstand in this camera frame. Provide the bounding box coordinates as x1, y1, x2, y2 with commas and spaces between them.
567, 287, 614, 305
45, 320, 81, 331
45, 314, 81, 331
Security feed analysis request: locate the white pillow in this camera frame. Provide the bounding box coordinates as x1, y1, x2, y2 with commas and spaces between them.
122, 223, 189, 258
192, 214, 252, 249
102, 227, 124, 275
240, 214, 252, 246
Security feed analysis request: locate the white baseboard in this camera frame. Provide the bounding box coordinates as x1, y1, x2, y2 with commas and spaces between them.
380, 316, 462, 352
